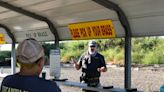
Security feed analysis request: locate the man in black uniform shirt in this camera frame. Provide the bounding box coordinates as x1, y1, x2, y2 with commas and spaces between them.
73, 40, 107, 92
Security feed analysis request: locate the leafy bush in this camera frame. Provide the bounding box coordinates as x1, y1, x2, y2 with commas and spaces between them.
0, 51, 11, 62
101, 48, 124, 64
101, 49, 115, 62
142, 46, 164, 64
114, 50, 124, 64
61, 50, 84, 63
132, 51, 145, 64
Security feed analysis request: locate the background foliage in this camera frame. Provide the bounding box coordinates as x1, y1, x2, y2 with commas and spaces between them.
57, 37, 164, 65
0, 37, 164, 65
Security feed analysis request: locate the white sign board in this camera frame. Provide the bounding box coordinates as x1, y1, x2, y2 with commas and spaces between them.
49, 49, 61, 79
14, 28, 55, 42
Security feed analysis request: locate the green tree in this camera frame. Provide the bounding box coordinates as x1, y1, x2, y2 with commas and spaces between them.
42, 43, 55, 57
0, 51, 11, 62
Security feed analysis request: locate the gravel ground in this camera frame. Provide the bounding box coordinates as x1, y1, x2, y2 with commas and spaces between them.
0, 66, 163, 92
58, 66, 164, 92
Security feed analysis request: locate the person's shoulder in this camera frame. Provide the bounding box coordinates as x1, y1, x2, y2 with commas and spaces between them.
40, 79, 61, 91
1, 74, 17, 85
96, 52, 104, 57
45, 79, 57, 84
3, 74, 13, 79
2, 74, 16, 81
39, 78, 58, 87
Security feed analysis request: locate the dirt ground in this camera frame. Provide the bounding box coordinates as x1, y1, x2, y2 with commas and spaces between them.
0, 66, 163, 92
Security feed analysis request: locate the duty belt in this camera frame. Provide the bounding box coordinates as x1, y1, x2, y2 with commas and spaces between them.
86, 77, 99, 81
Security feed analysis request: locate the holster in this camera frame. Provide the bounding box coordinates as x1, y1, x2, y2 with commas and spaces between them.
80, 76, 99, 87
80, 76, 86, 82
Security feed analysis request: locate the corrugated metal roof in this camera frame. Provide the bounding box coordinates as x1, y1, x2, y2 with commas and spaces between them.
0, 0, 164, 43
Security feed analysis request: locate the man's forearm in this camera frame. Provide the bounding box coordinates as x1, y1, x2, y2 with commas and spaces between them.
97, 66, 107, 72
74, 63, 81, 70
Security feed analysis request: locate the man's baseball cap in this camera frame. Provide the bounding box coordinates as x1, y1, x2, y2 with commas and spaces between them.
88, 40, 97, 47
16, 38, 45, 64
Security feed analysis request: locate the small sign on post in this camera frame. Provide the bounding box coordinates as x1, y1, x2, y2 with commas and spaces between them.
49, 49, 61, 79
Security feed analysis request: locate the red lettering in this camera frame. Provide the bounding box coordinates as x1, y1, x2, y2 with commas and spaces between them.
70, 28, 80, 38
101, 25, 106, 36
86, 27, 92, 37
106, 25, 113, 35
0, 37, 4, 42
0, 37, 1, 41
79, 28, 87, 37
100, 25, 113, 36
92, 26, 101, 37
70, 29, 73, 35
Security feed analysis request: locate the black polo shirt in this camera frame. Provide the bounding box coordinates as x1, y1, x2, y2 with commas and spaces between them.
78, 52, 106, 78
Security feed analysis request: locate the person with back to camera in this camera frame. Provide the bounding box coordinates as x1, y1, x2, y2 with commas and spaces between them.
0, 38, 61, 92
73, 40, 107, 92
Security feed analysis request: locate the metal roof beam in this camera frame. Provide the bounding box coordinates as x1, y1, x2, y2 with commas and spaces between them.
92, 0, 132, 90
0, 24, 16, 74
0, 1, 59, 48
0, 24, 15, 43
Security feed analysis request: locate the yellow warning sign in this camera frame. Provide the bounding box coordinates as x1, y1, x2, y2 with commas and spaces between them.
68, 20, 116, 40
0, 33, 5, 44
